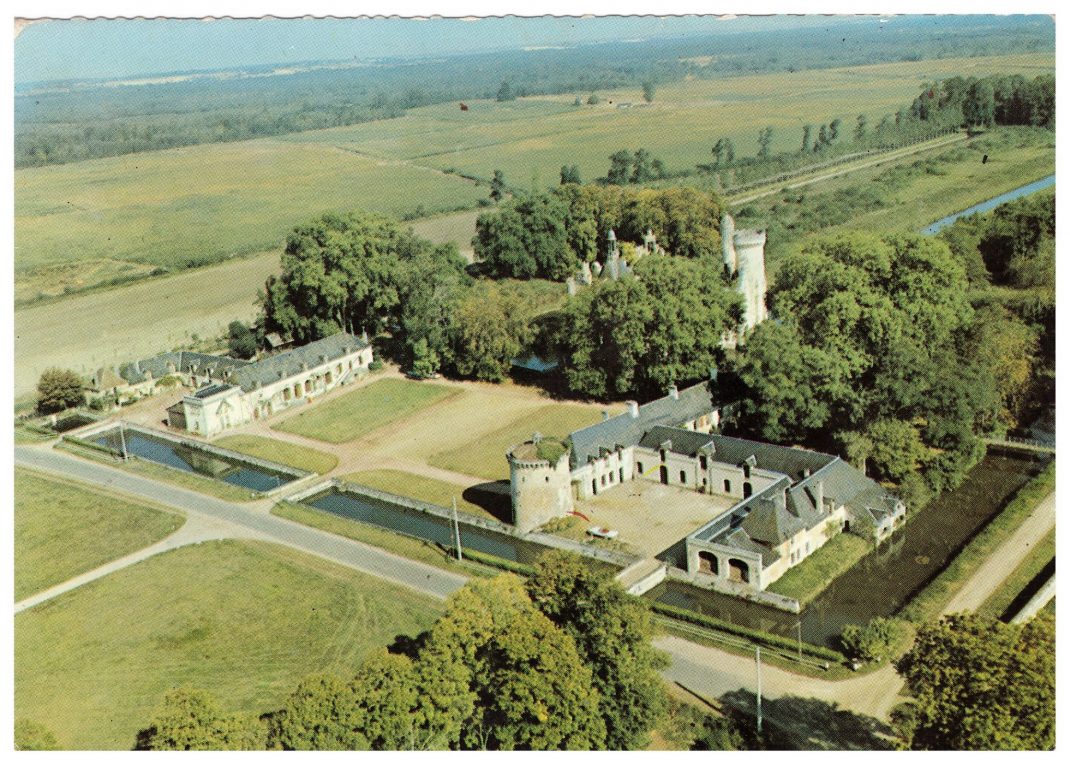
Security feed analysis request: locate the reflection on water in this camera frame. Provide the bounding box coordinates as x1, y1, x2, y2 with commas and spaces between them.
648, 450, 1049, 648
93, 428, 297, 492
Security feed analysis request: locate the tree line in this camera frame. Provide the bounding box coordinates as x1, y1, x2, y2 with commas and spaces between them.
911, 74, 1055, 130
133, 552, 681, 751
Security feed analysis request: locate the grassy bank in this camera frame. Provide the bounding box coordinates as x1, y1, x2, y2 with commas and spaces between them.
14, 469, 183, 600
898, 460, 1055, 624
214, 434, 339, 475
340, 468, 507, 523
274, 378, 458, 444
765, 532, 870, 606
15, 540, 441, 749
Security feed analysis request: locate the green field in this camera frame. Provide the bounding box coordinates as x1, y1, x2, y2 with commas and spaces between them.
14, 52, 1052, 303
341, 468, 510, 523
15, 540, 441, 749
14, 469, 183, 601
428, 402, 604, 481
214, 434, 339, 475
14, 138, 486, 298
274, 378, 459, 443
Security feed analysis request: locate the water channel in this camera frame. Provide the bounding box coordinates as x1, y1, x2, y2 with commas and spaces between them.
921, 174, 1055, 235
304, 487, 582, 566
646, 449, 1050, 648
93, 427, 300, 492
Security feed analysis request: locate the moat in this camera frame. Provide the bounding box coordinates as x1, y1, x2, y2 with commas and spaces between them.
647, 448, 1049, 648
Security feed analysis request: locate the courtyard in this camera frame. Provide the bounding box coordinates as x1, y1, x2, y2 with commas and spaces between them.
574, 481, 737, 560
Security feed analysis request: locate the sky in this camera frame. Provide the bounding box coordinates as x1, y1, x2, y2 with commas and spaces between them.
14, 14, 855, 85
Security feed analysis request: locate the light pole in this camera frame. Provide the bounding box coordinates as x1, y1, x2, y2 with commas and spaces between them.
755, 646, 763, 736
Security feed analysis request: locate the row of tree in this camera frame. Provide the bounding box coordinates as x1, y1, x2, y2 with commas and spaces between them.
473, 183, 722, 280
137, 552, 674, 751
911, 74, 1055, 129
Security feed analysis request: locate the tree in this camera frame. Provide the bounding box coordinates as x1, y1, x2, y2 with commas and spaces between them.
137, 688, 263, 751
641, 81, 656, 103
815, 124, 829, 150
473, 192, 576, 280
560, 164, 582, 185
864, 419, 926, 484
840, 617, 906, 663
527, 551, 669, 749
722, 138, 735, 164
854, 113, 867, 142
829, 118, 842, 142
36, 367, 84, 414
801, 124, 813, 153
962, 80, 995, 128
607, 150, 633, 185
895, 612, 1054, 750
495, 81, 515, 102
631, 148, 653, 183
451, 282, 531, 382
651, 158, 667, 179
422, 575, 607, 750
15, 719, 58, 750
227, 320, 257, 359
409, 338, 440, 379
756, 126, 773, 159
347, 651, 423, 750
489, 170, 506, 202
587, 93, 601, 105
269, 674, 364, 750
573, 96, 582, 107
712, 138, 735, 167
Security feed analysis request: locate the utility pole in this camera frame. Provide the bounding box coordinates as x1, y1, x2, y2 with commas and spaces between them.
452, 497, 463, 562
119, 420, 129, 461
755, 646, 763, 736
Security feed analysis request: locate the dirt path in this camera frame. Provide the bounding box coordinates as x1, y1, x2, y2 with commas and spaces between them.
940, 491, 1055, 614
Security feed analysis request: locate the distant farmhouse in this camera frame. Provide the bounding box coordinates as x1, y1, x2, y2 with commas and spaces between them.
93, 332, 372, 437
507, 380, 905, 595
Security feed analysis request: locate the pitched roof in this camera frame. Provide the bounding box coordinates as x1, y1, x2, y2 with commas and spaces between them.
705, 433, 836, 480
568, 380, 721, 468
120, 351, 251, 384
637, 425, 714, 457
231, 332, 368, 392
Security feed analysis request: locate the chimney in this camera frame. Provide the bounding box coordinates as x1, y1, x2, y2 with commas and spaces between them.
815, 480, 825, 512
669, 384, 679, 400
774, 490, 786, 511
709, 366, 719, 383
302, 362, 309, 372
602, 410, 610, 421
320, 354, 328, 364
627, 401, 639, 418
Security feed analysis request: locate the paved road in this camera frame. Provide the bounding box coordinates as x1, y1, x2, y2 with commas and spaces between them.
15, 446, 468, 603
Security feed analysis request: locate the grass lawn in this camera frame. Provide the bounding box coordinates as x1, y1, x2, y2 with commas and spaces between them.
14, 469, 183, 601
340, 468, 510, 524
428, 402, 604, 481
977, 528, 1055, 620
900, 461, 1055, 624
274, 378, 458, 443
766, 532, 870, 607
214, 434, 339, 475
272, 501, 498, 579
15, 540, 441, 750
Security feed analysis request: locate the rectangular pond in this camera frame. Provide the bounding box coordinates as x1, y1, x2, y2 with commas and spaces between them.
91, 426, 303, 492
648, 449, 1050, 649
303, 486, 615, 570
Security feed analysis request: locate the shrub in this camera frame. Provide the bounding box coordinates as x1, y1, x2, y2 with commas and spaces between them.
36, 367, 85, 414
840, 616, 906, 663
368, 359, 384, 371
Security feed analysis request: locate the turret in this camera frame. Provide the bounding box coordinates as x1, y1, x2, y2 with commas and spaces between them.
720, 213, 738, 275
507, 435, 574, 532
734, 228, 768, 332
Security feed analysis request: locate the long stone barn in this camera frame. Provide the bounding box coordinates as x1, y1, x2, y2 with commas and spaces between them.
507, 379, 905, 595
111, 332, 372, 437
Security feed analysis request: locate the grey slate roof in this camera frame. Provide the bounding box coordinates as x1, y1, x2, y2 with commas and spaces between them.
193, 383, 236, 400
637, 426, 714, 457
568, 380, 720, 468
121, 351, 251, 384
231, 332, 368, 392
705, 433, 836, 480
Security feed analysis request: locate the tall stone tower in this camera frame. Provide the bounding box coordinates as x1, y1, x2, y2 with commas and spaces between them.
720, 213, 768, 334
506, 435, 574, 533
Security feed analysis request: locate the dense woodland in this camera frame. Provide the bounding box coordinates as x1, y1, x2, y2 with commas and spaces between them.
14, 16, 1052, 168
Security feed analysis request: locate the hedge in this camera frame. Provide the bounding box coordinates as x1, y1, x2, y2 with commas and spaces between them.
459, 548, 536, 577
651, 600, 844, 663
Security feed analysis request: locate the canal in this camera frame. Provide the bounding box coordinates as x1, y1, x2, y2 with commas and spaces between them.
93, 427, 301, 492
921, 174, 1055, 235
646, 449, 1050, 648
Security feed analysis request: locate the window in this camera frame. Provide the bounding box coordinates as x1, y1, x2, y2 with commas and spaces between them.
700, 455, 707, 470
743, 482, 752, 498
660, 449, 667, 462
637, 461, 644, 476
619, 467, 624, 483
592, 479, 598, 495
336, 364, 342, 374
724, 479, 731, 493
601, 474, 607, 486
680, 470, 687, 484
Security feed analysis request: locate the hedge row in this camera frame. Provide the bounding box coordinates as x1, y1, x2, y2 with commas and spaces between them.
899, 460, 1056, 624
459, 548, 536, 577
651, 600, 844, 663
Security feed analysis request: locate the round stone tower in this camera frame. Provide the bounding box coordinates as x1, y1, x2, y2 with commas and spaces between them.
733, 228, 768, 332
720, 213, 738, 275
506, 434, 574, 533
